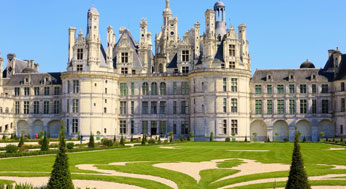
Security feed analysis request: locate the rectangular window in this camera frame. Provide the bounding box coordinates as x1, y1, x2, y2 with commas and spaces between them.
173, 121, 177, 134
223, 78, 227, 92
182, 50, 189, 62
54, 87, 60, 95
105, 88, 108, 94
44, 87, 50, 95
34, 101, 39, 114
341, 98, 345, 112
231, 120, 238, 135
223, 120, 227, 135
151, 121, 157, 135
34, 87, 40, 96
173, 82, 177, 95
300, 100, 307, 114
255, 100, 262, 114
182, 66, 189, 74
160, 101, 166, 114
151, 101, 157, 114
73, 80, 80, 93
120, 83, 128, 96
66, 99, 70, 113
15, 101, 20, 114
221, 63, 225, 69
322, 100, 329, 114
131, 120, 134, 134
277, 100, 284, 114
231, 78, 238, 92
341, 82, 345, 92
24, 101, 29, 114
229, 44, 235, 56
267, 85, 272, 94
77, 49, 83, 60
44, 101, 49, 114
277, 85, 284, 94
121, 52, 129, 63
24, 87, 30, 96
223, 98, 227, 113
181, 82, 189, 95
181, 121, 189, 135
255, 85, 262, 94
322, 84, 328, 93
15, 88, 20, 96
159, 121, 167, 135
181, 101, 189, 114
231, 98, 238, 113
300, 84, 307, 94
289, 84, 295, 94
76, 64, 83, 71
72, 99, 79, 113
104, 107, 108, 114
54, 100, 60, 114
229, 62, 235, 69
121, 68, 128, 74
120, 120, 127, 134
289, 100, 295, 114
72, 119, 79, 133
312, 84, 317, 94
142, 121, 148, 134
131, 101, 134, 114
267, 100, 273, 114
131, 82, 135, 96
120, 101, 127, 115
142, 101, 148, 114
312, 99, 317, 114
173, 101, 177, 114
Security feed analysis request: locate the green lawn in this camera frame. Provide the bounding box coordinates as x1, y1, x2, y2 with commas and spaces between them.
0, 142, 346, 188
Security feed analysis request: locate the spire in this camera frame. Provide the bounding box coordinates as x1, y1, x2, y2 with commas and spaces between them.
166, 0, 170, 9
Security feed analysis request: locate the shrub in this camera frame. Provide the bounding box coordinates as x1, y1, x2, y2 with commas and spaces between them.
88, 134, 95, 148
47, 123, 74, 189
210, 132, 214, 142
66, 143, 74, 150
284, 137, 289, 142
41, 131, 49, 151
302, 136, 306, 143
158, 136, 161, 144
244, 136, 248, 142
341, 137, 344, 143
5, 145, 18, 153
18, 135, 25, 148
169, 132, 174, 143
286, 129, 310, 189
266, 137, 271, 142
180, 136, 184, 142
225, 137, 231, 142
101, 138, 113, 147
189, 132, 194, 141
141, 135, 146, 145
113, 135, 116, 142
333, 137, 336, 142
164, 140, 168, 144
130, 135, 134, 142
148, 138, 156, 145
120, 135, 125, 146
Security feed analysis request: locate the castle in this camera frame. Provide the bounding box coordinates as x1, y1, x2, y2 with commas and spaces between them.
0, 0, 345, 141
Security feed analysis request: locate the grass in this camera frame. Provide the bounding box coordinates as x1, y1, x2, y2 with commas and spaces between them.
0, 142, 345, 188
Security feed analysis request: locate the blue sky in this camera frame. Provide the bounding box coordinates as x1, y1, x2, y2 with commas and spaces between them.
0, 0, 345, 73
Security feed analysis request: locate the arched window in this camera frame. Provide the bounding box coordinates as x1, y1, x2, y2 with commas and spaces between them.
159, 64, 164, 73
142, 82, 149, 96
160, 82, 166, 95
151, 82, 158, 95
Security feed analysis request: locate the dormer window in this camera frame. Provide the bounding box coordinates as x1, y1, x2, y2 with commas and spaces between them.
229, 45, 235, 57
77, 49, 83, 60
121, 52, 129, 63
182, 50, 189, 62
312, 74, 316, 80
267, 75, 272, 81
24, 77, 29, 83
290, 75, 294, 80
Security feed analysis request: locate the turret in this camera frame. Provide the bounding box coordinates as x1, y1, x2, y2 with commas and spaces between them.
194, 22, 201, 57
140, 19, 148, 45
68, 27, 76, 63
86, 6, 101, 70
238, 24, 248, 57
214, 0, 227, 39
0, 56, 3, 90
205, 9, 215, 35
106, 26, 115, 64
6, 54, 16, 77
163, 0, 172, 26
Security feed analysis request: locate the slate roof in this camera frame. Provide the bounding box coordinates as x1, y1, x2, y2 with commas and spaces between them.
167, 54, 178, 68
335, 54, 346, 80
213, 41, 224, 63
3, 72, 62, 86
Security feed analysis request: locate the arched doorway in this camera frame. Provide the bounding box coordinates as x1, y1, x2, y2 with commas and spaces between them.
296, 120, 312, 141
318, 120, 335, 138
47, 120, 61, 138
17, 120, 30, 137
250, 120, 267, 141
273, 120, 289, 141
32, 120, 44, 137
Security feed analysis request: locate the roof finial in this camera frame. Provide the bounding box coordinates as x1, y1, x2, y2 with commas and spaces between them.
166, 0, 170, 9
336, 47, 339, 51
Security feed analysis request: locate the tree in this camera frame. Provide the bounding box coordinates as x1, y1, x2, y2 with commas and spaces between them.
285, 128, 310, 189
41, 131, 49, 151
209, 132, 214, 142
252, 132, 257, 142
18, 135, 24, 148
47, 123, 74, 189
88, 134, 95, 148
141, 134, 146, 145
169, 132, 174, 143
130, 135, 134, 142
120, 135, 125, 146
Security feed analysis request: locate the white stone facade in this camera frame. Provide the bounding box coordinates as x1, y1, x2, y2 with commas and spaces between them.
0, 1, 344, 141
